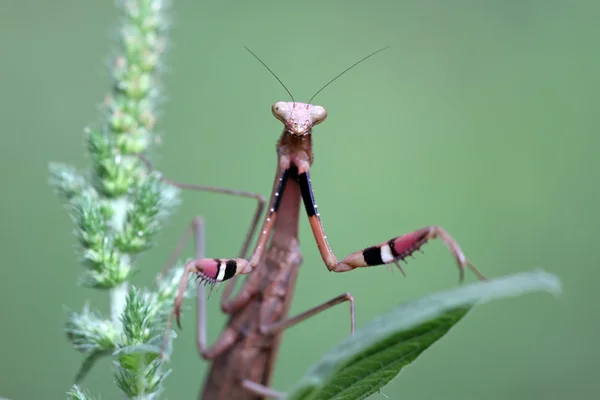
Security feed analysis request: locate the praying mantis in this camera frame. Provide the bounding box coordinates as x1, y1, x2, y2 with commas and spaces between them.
145, 47, 486, 399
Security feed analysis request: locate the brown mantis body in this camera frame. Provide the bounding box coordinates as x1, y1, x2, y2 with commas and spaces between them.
197, 162, 353, 399
157, 137, 356, 399
154, 49, 486, 399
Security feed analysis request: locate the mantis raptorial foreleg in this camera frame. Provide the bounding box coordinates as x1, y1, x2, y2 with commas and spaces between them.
138, 156, 266, 358
179, 149, 486, 286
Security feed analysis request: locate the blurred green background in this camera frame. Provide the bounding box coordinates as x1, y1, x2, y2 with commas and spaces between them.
1, 0, 598, 399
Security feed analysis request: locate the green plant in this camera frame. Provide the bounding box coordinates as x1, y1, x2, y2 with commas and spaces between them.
288, 271, 561, 400
50, 1, 192, 399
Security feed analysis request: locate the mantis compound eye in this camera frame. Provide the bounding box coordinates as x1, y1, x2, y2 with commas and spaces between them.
272, 101, 291, 122
310, 105, 327, 125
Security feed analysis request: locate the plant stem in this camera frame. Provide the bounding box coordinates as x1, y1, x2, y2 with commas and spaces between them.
110, 282, 129, 328
109, 195, 131, 329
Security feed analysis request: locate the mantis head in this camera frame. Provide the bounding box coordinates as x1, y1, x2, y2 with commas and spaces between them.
272, 101, 327, 136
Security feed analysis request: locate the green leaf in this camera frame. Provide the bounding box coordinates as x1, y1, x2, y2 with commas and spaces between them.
74, 350, 112, 384
288, 270, 561, 400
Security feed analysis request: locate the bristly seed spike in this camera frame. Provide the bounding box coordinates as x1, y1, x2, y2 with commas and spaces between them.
308, 45, 390, 104
244, 45, 295, 104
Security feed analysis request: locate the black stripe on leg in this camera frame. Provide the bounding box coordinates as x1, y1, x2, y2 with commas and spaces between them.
298, 171, 317, 217
388, 239, 400, 258
272, 168, 290, 212
223, 260, 237, 281
362, 246, 384, 266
